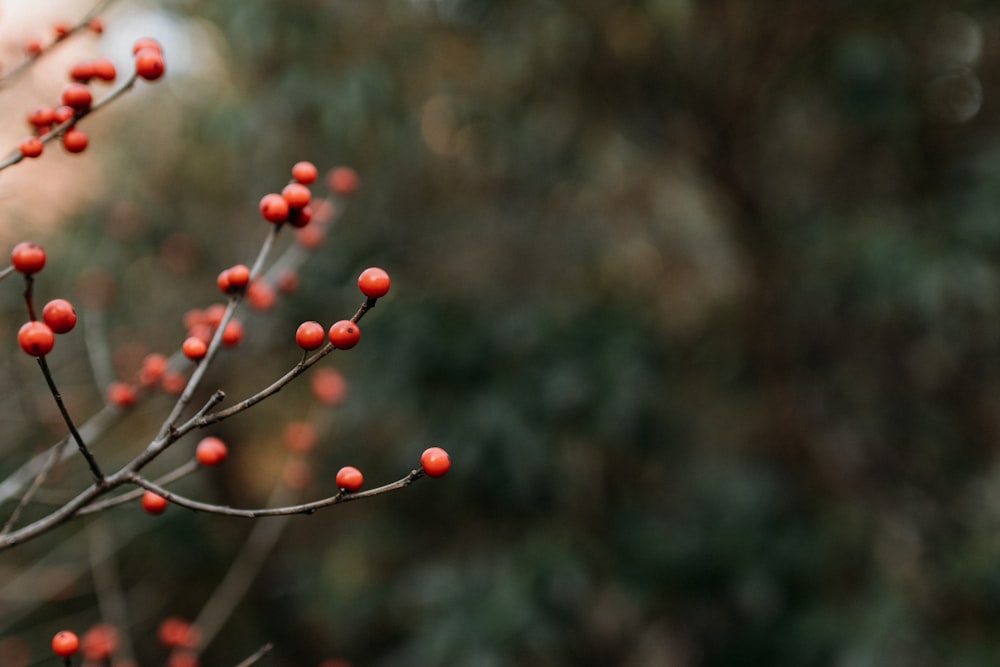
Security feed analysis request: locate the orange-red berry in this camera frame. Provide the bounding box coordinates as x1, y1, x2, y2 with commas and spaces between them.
259, 193, 289, 223
70, 60, 96, 82
19, 137, 43, 158
132, 37, 162, 55
142, 490, 168, 514
328, 320, 361, 349
43, 298, 77, 333
62, 128, 89, 153
53, 21, 71, 39
18, 321, 55, 356
246, 280, 277, 310
288, 204, 313, 228
296, 223, 325, 248
327, 166, 359, 195
53, 105, 75, 123
281, 182, 311, 209
28, 105, 55, 127
92, 57, 117, 82
135, 48, 165, 80
221, 319, 243, 347
357, 267, 390, 298
296, 321, 326, 351
88, 17, 105, 34
196, 437, 227, 466
25, 39, 43, 57
420, 447, 451, 478
311, 367, 347, 406
138, 353, 168, 386
62, 82, 92, 110
291, 161, 318, 184
11, 241, 46, 274
182, 336, 207, 361
52, 631, 80, 658
158, 617, 201, 649
107, 382, 137, 408
81, 624, 120, 661
335, 466, 364, 492
227, 264, 250, 290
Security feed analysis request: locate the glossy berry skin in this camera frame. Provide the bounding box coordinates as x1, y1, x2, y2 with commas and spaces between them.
296, 321, 326, 351
142, 491, 168, 514
420, 447, 451, 478
196, 437, 228, 466
357, 267, 391, 298
336, 466, 364, 492
292, 161, 318, 184
52, 631, 80, 658
18, 321, 55, 356
28, 105, 56, 127
182, 336, 207, 361
42, 298, 77, 333
11, 241, 46, 274
62, 82, 92, 110
227, 264, 250, 290
62, 128, 89, 153
328, 320, 360, 349
282, 182, 311, 209
19, 137, 43, 158
259, 193, 289, 223
135, 48, 165, 80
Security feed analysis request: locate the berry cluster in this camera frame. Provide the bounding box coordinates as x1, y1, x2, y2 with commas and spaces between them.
11, 243, 79, 357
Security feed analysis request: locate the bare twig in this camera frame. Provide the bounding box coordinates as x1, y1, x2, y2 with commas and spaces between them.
234, 643, 273, 667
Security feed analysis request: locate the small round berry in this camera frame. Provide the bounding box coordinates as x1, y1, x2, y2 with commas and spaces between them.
291, 160, 318, 184
420, 447, 451, 478
142, 490, 168, 514
52, 631, 80, 658
19, 136, 43, 158
182, 336, 207, 361
70, 60, 96, 82
296, 321, 326, 351
11, 241, 46, 274
216, 269, 230, 293
161, 370, 186, 395
53, 21, 71, 39
53, 105, 75, 123
158, 617, 201, 649
81, 624, 120, 661
138, 353, 168, 386
28, 105, 55, 127
259, 193, 289, 223
296, 224, 325, 249
18, 321, 55, 356
247, 280, 277, 310
288, 204, 313, 228
25, 39, 43, 57
203, 303, 226, 328
134, 48, 165, 80
277, 268, 300, 293
357, 267, 391, 298
132, 37, 163, 55
284, 421, 318, 454
221, 319, 243, 347
92, 57, 116, 82
226, 264, 250, 290
281, 182, 311, 209
42, 298, 77, 333
327, 166, 359, 196
335, 466, 364, 492
328, 320, 361, 349
311, 367, 347, 406
61, 82, 92, 110
196, 437, 228, 466
62, 127, 89, 153
107, 382, 137, 408
88, 17, 105, 34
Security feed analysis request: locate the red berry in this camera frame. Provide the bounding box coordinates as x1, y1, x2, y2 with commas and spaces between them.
28, 105, 55, 127
357, 267, 391, 298
335, 466, 364, 492
25, 39, 43, 57
247, 280, 277, 310
62, 128, 89, 153
11, 241, 46, 274
42, 298, 77, 333
161, 371, 186, 395
196, 436, 227, 466
88, 17, 105, 34
135, 48, 165, 80
281, 182, 311, 209
420, 447, 451, 478
138, 353, 168, 386
296, 321, 326, 351
81, 624, 120, 661
288, 204, 313, 228
53, 21, 71, 39
216, 269, 230, 293
62, 82, 92, 110
259, 193, 289, 223
328, 320, 361, 349
18, 321, 55, 356
284, 421, 318, 453
327, 166, 359, 195
296, 224, 325, 249
311, 367, 347, 406
19, 137, 43, 158
142, 490, 168, 514
53, 105, 75, 123
132, 37, 163, 55
227, 264, 250, 290
203, 303, 226, 328
291, 160, 318, 184
107, 382, 137, 408
158, 617, 201, 649
182, 336, 207, 361
221, 319, 243, 347
52, 631, 80, 658
70, 60, 96, 82
92, 58, 116, 82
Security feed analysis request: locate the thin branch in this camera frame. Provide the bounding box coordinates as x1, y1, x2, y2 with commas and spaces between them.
37, 355, 104, 482
234, 643, 273, 667
130, 468, 425, 518
0, 443, 60, 535
78, 459, 200, 515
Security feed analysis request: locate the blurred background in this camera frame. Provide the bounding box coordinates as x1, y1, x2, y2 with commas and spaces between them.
3, 0, 1000, 665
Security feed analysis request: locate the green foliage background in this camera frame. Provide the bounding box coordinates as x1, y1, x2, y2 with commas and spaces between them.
7, 1, 1000, 665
